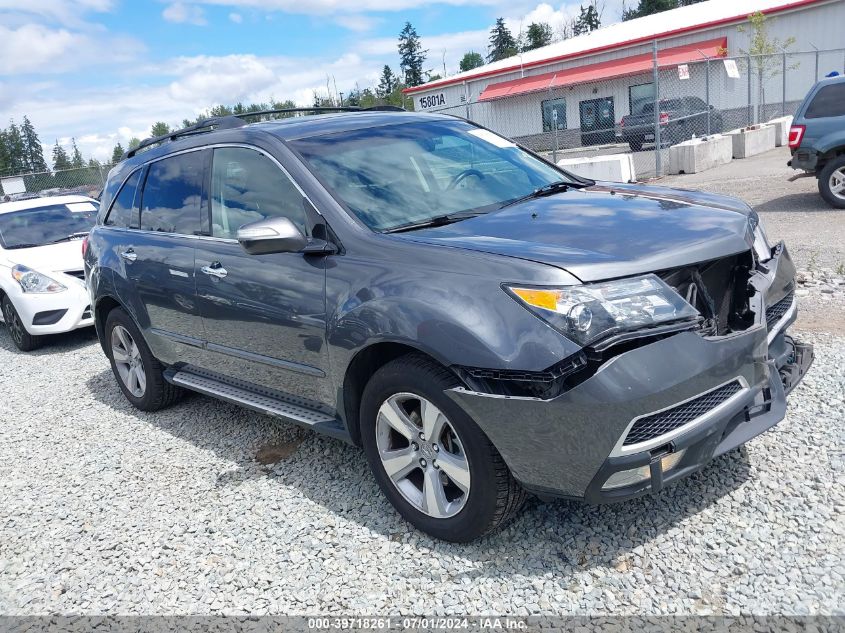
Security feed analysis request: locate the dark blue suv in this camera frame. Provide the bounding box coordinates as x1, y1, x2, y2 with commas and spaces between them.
85, 109, 812, 541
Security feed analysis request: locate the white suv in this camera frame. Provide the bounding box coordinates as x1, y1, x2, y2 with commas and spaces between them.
0, 195, 99, 351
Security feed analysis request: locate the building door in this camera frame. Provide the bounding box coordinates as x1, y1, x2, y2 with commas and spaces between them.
579, 96, 615, 146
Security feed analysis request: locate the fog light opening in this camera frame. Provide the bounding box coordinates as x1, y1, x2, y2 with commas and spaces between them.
601, 449, 686, 491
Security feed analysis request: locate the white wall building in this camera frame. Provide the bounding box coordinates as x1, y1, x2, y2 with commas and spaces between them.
405, 0, 845, 149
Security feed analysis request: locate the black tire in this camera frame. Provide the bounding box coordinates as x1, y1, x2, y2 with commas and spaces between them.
104, 307, 183, 411
1, 296, 42, 352
628, 139, 643, 152
818, 156, 845, 209
360, 353, 526, 542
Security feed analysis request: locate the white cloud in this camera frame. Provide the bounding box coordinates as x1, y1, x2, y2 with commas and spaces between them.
176, 0, 501, 15
0, 0, 114, 26
334, 14, 380, 32
0, 23, 143, 75
162, 2, 207, 25
228, 11, 243, 23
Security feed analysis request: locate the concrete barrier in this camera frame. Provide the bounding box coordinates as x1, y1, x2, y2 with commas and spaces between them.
557, 153, 636, 182
767, 116, 794, 147
728, 125, 777, 158
668, 135, 733, 174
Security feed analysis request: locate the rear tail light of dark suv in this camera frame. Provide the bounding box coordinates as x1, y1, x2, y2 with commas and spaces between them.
788, 124, 806, 149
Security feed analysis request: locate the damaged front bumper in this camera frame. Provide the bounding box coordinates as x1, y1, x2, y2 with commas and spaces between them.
447, 242, 813, 503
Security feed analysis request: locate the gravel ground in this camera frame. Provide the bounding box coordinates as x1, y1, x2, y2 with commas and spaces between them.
0, 326, 843, 616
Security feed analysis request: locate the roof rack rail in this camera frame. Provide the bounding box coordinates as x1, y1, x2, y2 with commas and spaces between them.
121, 105, 407, 160
123, 115, 245, 159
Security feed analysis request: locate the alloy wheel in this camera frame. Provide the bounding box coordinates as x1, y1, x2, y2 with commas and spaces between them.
111, 325, 146, 398
3, 301, 24, 346
375, 393, 470, 519
829, 167, 845, 201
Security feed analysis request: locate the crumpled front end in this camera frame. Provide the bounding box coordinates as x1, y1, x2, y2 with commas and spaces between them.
447, 242, 813, 502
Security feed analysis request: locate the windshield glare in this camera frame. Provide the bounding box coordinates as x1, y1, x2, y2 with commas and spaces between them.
291, 120, 572, 231
0, 202, 99, 249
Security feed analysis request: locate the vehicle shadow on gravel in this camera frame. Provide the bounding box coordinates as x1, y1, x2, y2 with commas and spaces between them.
0, 323, 98, 355
84, 365, 752, 574
754, 192, 830, 213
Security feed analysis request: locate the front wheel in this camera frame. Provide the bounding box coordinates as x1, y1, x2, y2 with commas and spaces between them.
818, 156, 845, 209
360, 354, 526, 542
2, 296, 42, 351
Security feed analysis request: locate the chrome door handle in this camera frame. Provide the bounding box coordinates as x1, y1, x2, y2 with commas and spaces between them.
201, 264, 228, 279
120, 249, 137, 262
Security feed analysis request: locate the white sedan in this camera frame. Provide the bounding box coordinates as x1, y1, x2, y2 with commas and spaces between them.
0, 195, 99, 351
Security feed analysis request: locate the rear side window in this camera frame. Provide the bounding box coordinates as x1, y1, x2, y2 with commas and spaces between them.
805, 83, 845, 119
140, 151, 204, 235
105, 170, 141, 228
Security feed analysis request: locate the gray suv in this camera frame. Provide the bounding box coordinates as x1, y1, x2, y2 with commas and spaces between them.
85, 109, 812, 541
788, 75, 845, 208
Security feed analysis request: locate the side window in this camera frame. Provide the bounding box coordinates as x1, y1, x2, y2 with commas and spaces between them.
210, 147, 307, 240
139, 151, 204, 235
105, 170, 141, 228
805, 83, 845, 119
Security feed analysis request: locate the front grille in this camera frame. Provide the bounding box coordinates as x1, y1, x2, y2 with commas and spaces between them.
623, 380, 744, 446
63, 270, 85, 281
766, 292, 794, 330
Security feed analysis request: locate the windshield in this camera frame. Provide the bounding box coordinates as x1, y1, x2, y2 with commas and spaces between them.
0, 201, 99, 249
290, 119, 574, 232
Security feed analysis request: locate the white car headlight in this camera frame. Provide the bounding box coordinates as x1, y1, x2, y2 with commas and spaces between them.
11, 264, 66, 294
505, 274, 699, 347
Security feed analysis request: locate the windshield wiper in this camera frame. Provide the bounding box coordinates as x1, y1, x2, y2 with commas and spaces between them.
383, 211, 483, 234
5, 243, 43, 250
50, 232, 90, 244
498, 180, 572, 210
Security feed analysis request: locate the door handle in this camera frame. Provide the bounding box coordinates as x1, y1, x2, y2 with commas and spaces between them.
201, 263, 228, 279
120, 249, 137, 262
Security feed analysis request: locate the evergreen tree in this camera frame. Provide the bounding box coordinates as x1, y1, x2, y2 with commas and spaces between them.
21, 116, 47, 173
522, 23, 554, 51
0, 129, 10, 175
398, 22, 427, 87
111, 143, 125, 163
459, 51, 485, 72
622, 0, 677, 20
151, 121, 171, 137
52, 141, 72, 171
70, 138, 85, 169
127, 138, 142, 150
487, 18, 518, 63
573, 2, 601, 35
377, 66, 398, 98
5, 122, 27, 173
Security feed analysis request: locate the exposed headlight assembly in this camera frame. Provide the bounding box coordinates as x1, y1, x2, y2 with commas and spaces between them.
505, 274, 699, 347
11, 264, 66, 293
750, 213, 772, 263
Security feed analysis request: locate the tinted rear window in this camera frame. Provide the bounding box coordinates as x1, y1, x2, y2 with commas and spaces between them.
140, 151, 204, 235
105, 170, 141, 228
805, 83, 845, 119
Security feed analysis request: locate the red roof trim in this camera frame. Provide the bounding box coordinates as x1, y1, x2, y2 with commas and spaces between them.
403, 0, 824, 94
477, 37, 727, 101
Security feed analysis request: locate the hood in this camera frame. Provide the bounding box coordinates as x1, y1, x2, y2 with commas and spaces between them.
402, 183, 754, 282
1, 240, 85, 275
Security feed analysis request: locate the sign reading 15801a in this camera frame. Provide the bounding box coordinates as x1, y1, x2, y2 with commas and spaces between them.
418, 93, 447, 109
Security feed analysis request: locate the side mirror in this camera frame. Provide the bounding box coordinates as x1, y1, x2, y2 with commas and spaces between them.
236, 217, 308, 255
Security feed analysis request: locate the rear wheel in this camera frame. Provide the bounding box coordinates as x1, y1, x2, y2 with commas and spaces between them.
360, 354, 526, 542
818, 156, 845, 209
1, 296, 42, 352
104, 307, 183, 411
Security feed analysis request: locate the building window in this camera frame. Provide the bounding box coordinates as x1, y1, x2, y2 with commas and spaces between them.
629, 82, 655, 115
542, 98, 566, 132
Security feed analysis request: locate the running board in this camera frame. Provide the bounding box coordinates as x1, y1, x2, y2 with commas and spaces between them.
164, 367, 350, 442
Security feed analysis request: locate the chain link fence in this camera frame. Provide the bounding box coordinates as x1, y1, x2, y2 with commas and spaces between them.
422, 45, 845, 180
0, 163, 115, 200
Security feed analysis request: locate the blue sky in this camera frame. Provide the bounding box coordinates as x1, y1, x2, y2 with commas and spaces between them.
0, 0, 626, 163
